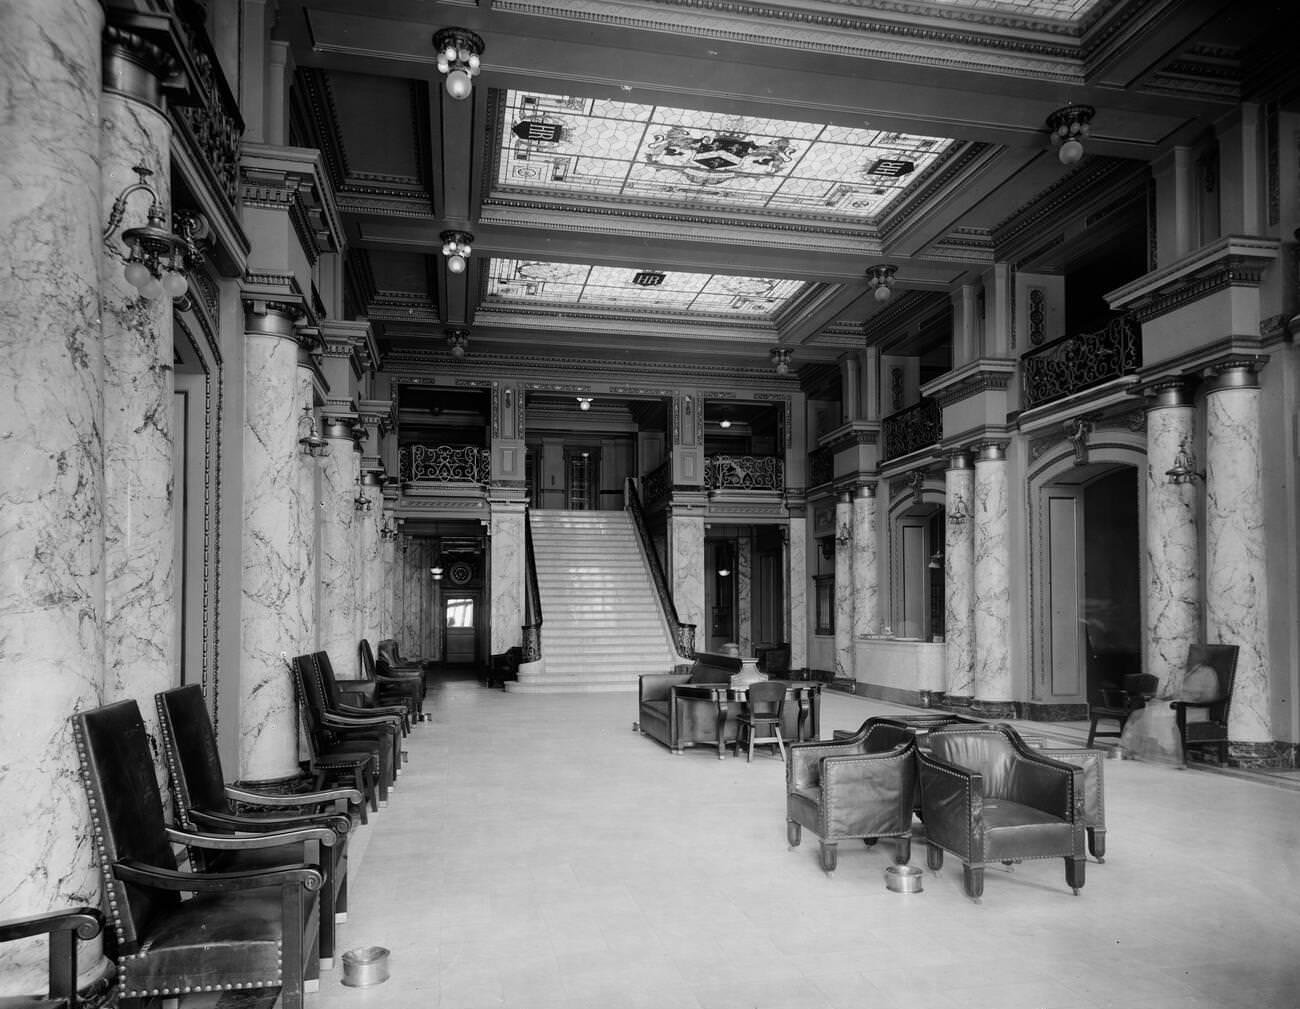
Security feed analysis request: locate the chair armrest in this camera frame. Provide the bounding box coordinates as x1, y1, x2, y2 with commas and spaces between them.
322, 711, 399, 733
786, 739, 868, 790
114, 858, 322, 893
0, 907, 102, 943
225, 783, 362, 809
1005, 752, 1080, 821
167, 824, 338, 850
918, 751, 980, 861
191, 808, 352, 839
639, 674, 690, 703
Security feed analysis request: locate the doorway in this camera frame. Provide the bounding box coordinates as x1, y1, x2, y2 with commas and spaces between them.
564, 447, 599, 510
444, 594, 480, 665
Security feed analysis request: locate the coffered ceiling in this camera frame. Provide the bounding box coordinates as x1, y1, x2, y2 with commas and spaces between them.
277, 0, 1284, 384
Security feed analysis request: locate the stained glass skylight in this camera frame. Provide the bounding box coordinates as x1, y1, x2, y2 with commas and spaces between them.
495, 92, 955, 223
485, 260, 808, 319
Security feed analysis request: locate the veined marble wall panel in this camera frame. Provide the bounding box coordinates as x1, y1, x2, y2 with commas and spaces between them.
1206, 385, 1271, 741
945, 466, 976, 700
401, 537, 421, 649
0, 0, 106, 990
788, 518, 807, 670
239, 328, 305, 781
852, 490, 880, 638
491, 506, 525, 654
834, 496, 853, 678
973, 455, 1011, 701
418, 538, 435, 657
1144, 405, 1199, 692
100, 93, 177, 731
670, 513, 705, 633
318, 433, 356, 670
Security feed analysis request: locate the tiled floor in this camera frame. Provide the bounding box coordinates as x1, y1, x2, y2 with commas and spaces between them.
307, 677, 1300, 1009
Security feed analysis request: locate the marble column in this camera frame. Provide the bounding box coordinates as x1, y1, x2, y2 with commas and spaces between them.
851, 484, 880, 638
833, 491, 854, 678
670, 510, 706, 638
99, 29, 177, 733
296, 376, 320, 655
400, 536, 420, 647
786, 519, 808, 672
356, 474, 383, 655
430, 568, 445, 662
418, 539, 436, 657
972, 444, 1013, 713
1143, 381, 1200, 693
239, 307, 308, 782
490, 504, 526, 654
945, 452, 976, 704
318, 420, 357, 670
0, 0, 106, 992
379, 516, 396, 638
1204, 363, 1271, 745
737, 533, 752, 653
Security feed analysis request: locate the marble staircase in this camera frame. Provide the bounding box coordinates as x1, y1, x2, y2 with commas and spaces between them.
508, 510, 682, 692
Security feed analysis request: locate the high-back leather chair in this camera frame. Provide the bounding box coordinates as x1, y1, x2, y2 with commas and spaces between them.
314, 650, 410, 734
1172, 643, 1239, 764
919, 723, 1086, 901
786, 718, 918, 873
360, 638, 425, 720
156, 684, 358, 966
72, 699, 323, 1008
0, 907, 102, 1009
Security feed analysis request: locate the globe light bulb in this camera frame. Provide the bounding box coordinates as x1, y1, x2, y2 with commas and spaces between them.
1058, 138, 1084, 165
445, 68, 473, 100
874, 283, 892, 302
450, 343, 465, 358
124, 261, 152, 290
140, 276, 164, 300
447, 253, 466, 274
162, 271, 189, 299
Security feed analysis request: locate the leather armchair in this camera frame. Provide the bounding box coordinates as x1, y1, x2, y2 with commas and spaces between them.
72, 700, 324, 1008
787, 719, 918, 872
1171, 643, 1239, 764
155, 684, 360, 966
314, 650, 410, 735
0, 907, 102, 1008
359, 638, 425, 720
919, 724, 1086, 901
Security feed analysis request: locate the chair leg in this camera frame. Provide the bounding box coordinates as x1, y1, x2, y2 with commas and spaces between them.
1086, 717, 1098, 747
787, 820, 801, 847
926, 844, 943, 871
774, 726, 786, 762
747, 726, 756, 763
1065, 857, 1086, 894
963, 864, 985, 900
819, 841, 837, 873
894, 836, 911, 865
1088, 827, 1105, 862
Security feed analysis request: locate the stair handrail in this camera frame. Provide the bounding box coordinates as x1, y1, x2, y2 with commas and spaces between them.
522, 508, 543, 662
624, 477, 696, 659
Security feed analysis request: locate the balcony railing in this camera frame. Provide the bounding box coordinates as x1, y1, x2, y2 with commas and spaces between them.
882, 397, 942, 461
398, 444, 490, 484
1022, 314, 1140, 410
704, 454, 784, 492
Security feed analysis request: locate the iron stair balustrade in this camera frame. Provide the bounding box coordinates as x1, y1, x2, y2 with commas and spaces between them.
522, 509, 543, 663
624, 477, 696, 659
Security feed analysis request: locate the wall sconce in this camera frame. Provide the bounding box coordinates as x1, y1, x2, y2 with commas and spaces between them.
433, 27, 484, 100
947, 492, 970, 525
835, 520, 853, 546
1165, 441, 1205, 484
576, 396, 593, 411
683, 395, 692, 415
447, 328, 470, 357
928, 550, 944, 570
379, 517, 398, 541
298, 405, 329, 457
1046, 104, 1094, 165
440, 230, 474, 274
103, 164, 204, 300
770, 347, 793, 375
353, 475, 372, 512
866, 264, 897, 303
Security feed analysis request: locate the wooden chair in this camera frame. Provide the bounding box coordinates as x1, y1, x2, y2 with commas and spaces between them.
0, 907, 102, 1009
734, 679, 787, 762
1087, 673, 1157, 747
1172, 644, 1239, 764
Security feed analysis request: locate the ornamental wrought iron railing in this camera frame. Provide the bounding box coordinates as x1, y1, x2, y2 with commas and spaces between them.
882, 397, 942, 461
1021, 314, 1140, 410
704, 454, 784, 492
625, 478, 695, 659
808, 445, 833, 489
398, 444, 490, 484
641, 458, 672, 511
522, 509, 543, 663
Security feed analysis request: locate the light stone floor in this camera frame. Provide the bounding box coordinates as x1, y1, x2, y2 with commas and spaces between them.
304, 676, 1300, 1009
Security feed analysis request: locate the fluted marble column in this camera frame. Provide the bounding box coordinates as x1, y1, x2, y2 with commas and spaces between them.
945, 452, 976, 704
240, 308, 308, 782
1205, 363, 1271, 746
0, 0, 106, 992
833, 491, 854, 678
1143, 381, 1200, 693
851, 484, 880, 638
972, 444, 1013, 713
318, 420, 357, 669
787, 520, 807, 672
99, 29, 177, 724
490, 504, 526, 654
670, 510, 706, 637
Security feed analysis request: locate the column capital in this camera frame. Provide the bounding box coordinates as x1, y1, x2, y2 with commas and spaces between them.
855, 482, 876, 499
102, 25, 175, 108
242, 301, 301, 338
1206, 357, 1266, 392
946, 449, 973, 470
975, 441, 1008, 462
1139, 376, 1196, 410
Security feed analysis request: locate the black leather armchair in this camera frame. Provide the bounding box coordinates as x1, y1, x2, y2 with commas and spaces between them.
314, 650, 410, 735
787, 719, 918, 872
1172, 644, 1239, 764
360, 638, 425, 720
0, 907, 102, 1009
1087, 673, 1157, 747
919, 724, 1086, 901
72, 699, 324, 1008
155, 684, 360, 966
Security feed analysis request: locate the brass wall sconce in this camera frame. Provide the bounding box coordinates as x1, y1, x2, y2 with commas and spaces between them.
103, 163, 205, 300
298, 406, 329, 457
1165, 442, 1205, 484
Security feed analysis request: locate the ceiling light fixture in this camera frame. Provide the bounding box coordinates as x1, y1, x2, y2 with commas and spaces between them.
770, 347, 793, 376
576, 396, 593, 411
1046, 104, 1094, 166
440, 230, 474, 274
719, 419, 732, 429
103, 164, 204, 301
433, 28, 484, 101
447, 328, 470, 358
866, 264, 897, 303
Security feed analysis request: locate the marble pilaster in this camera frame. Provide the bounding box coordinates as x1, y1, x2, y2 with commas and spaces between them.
318, 421, 357, 670
490, 504, 526, 654
400, 536, 420, 648
833, 491, 853, 678
0, 0, 106, 991
418, 538, 435, 656
1143, 383, 1200, 692
787, 519, 807, 671
945, 454, 976, 702
670, 511, 706, 634
737, 534, 752, 653
99, 35, 177, 728
1204, 365, 1271, 743
239, 309, 307, 782
972, 445, 1012, 709
851, 484, 879, 638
